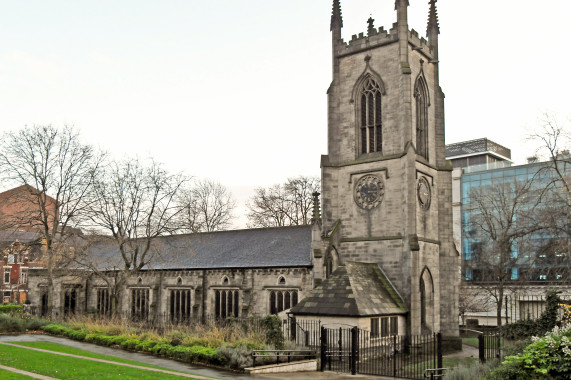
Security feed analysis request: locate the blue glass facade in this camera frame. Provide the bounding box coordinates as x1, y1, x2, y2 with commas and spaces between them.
460, 163, 569, 284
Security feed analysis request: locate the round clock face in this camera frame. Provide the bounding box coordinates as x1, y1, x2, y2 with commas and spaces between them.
354, 175, 384, 210
417, 177, 431, 210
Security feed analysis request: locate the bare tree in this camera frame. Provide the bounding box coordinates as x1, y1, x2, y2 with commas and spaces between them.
246, 176, 320, 228
465, 179, 542, 326
177, 179, 235, 233
530, 113, 571, 202
82, 158, 186, 315
526, 114, 571, 286
458, 286, 491, 326
529, 114, 571, 238
0, 125, 104, 317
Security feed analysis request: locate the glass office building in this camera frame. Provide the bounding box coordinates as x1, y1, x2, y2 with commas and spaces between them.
448, 139, 569, 285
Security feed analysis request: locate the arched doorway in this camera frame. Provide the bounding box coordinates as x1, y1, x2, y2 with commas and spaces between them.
419, 266, 434, 334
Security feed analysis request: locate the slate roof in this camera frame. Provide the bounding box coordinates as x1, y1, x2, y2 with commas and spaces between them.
290, 262, 407, 317
86, 225, 312, 271
0, 230, 40, 243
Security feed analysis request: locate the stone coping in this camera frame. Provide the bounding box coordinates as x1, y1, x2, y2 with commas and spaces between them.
245, 359, 317, 374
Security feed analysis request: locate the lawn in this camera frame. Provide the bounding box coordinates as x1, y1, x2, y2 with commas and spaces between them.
0, 343, 208, 379
462, 336, 503, 349
9, 342, 193, 372
462, 337, 479, 348
0, 368, 35, 379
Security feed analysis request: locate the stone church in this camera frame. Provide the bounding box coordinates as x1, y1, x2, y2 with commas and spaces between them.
291, 0, 459, 345
28, 0, 459, 344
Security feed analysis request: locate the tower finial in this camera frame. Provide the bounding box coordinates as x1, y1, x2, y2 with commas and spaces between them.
394, 0, 409, 11
427, 0, 440, 36
311, 192, 321, 224
367, 16, 375, 36
330, 0, 343, 31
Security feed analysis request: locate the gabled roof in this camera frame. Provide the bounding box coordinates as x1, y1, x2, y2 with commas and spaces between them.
86, 225, 313, 271
290, 262, 407, 317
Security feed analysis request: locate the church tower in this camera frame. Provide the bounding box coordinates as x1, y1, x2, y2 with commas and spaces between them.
319, 0, 459, 340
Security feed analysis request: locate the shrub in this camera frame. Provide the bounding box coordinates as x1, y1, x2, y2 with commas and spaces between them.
121, 338, 140, 350
67, 329, 87, 341
230, 339, 263, 351
218, 344, 252, 369
0, 304, 23, 314
165, 331, 185, 346
490, 323, 571, 379
442, 359, 498, 380
150, 341, 171, 356
262, 315, 284, 349
190, 346, 226, 365
135, 339, 156, 352
42, 323, 67, 335
502, 291, 562, 340
0, 313, 24, 331
108, 335, 128, 346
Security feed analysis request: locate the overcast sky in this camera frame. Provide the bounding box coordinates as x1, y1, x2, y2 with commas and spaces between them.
1, 1, 570, 227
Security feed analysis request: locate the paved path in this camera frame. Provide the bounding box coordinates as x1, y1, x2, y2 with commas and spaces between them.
0, 363, 59, 379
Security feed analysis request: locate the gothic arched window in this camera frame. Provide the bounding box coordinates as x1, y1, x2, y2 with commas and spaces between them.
360, 78, 382, 154
415, 79, 428, 160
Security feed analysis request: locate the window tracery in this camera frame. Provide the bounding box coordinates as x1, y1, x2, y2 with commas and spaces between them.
360, 77, 383, 154
414, 76, 429, 160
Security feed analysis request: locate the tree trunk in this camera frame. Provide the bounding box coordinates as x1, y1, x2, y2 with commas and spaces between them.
47, 249, 56, 319
496, 288, 504, 327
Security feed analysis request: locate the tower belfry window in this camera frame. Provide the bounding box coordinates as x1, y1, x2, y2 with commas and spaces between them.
415, 79, 429, 160
360, 78, 382, 154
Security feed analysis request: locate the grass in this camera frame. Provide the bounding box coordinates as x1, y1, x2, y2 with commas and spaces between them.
0, 343, 208, 379
8, 342, 196, 373
0, 368, 36, 379
462, 337, 479, 348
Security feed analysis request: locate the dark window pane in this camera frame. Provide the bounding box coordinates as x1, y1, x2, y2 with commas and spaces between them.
277, 291, 284, 313
234, 291, 239, 317
270, 291, 276, 315
361, 94, 367, 127
221, 291, 227, 319
215, 290, 220, 318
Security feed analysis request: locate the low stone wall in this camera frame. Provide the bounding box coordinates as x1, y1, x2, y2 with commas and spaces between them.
244, 360, 317, 374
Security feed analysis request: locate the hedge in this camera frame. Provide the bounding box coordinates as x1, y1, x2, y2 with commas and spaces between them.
0, 304, 23, 314
41, 323, 227, 366
501, 291, 562, 340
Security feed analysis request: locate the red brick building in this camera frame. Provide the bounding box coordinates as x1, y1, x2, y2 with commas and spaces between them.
0, 184, 58, 233
0, 241, 30, 304
0, 185, 58, 304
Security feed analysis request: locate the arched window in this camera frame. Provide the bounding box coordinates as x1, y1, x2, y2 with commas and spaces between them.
360, 78, 382, 154
269, 290, 299, 315
415, 78, 428, 160
325, 256, 333, 279
278, 276, 286, 285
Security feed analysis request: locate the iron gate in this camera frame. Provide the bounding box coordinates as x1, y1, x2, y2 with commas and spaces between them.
320, 326, 442, 379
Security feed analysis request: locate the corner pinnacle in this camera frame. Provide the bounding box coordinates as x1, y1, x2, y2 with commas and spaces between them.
394, 0, 410, 11
427, 0, 440, 35
330, 0, 343, 31
367, 16, 375, 36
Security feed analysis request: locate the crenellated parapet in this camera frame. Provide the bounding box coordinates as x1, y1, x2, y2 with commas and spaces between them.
335, 24, 435, 60
408, 29, 435, 60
